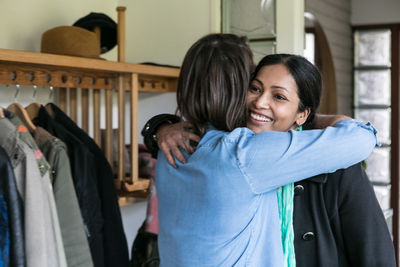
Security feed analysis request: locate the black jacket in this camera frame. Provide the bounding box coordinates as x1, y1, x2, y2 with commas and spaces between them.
47, 103, 129, 267
293, 163, 396, 267
38, 106, 105, 267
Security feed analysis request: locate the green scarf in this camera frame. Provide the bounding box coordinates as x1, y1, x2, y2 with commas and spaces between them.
277, 125, 302, 266
277, 184, 296, 267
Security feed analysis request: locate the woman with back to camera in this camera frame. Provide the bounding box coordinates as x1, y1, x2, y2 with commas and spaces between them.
151, 34, 378, 267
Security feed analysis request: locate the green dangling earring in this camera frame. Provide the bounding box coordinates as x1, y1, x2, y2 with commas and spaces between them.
296, 125, 303, 131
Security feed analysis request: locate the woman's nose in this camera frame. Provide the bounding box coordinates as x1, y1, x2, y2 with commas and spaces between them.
254, 93, 270, 109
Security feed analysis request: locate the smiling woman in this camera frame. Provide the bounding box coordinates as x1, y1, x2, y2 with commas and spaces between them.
247, 54, 321, 134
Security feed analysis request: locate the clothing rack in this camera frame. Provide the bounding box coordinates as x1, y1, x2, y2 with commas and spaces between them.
0, 7, 179, 197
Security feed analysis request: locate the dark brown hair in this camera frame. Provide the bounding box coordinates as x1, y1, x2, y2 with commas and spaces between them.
176, 34, 254, 136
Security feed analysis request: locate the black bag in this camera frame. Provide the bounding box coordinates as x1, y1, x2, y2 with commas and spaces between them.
130, 222, 160, 267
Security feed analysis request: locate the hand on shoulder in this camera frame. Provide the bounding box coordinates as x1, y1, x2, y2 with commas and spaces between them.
157, 122, 200, 168
311, 114, 351, 129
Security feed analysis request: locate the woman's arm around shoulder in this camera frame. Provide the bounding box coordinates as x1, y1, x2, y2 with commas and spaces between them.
236, 115, 379, 194
141, 113, 200, 167
311, 114, 351, 129
141, 113, 181, 158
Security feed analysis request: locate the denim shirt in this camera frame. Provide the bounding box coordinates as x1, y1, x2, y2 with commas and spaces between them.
156, 119, 378, 267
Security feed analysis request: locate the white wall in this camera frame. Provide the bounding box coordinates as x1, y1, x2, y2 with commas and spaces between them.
117, 0, 220, 145
119, 0, 220, 66
352, 0, 400, 25
0, 0, 117, 54
0, 0, 118, 108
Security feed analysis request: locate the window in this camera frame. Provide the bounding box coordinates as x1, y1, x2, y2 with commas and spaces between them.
221, 0, 276, 64
353, 24, 400, 259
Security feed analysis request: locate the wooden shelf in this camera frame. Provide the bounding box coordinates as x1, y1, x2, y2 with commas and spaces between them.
0, 48, 179, 93
0, 48, 179, 77
0, 48, 178, 197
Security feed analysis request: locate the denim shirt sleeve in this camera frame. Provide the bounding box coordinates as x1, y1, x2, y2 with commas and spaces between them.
235, 119, 378, 194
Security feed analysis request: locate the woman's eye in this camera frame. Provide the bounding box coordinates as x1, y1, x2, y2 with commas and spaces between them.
274, 94, 287, 101
249, 85, 261, 93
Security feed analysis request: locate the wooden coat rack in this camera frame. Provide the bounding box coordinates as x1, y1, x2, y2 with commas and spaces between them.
0, 7, 179, 198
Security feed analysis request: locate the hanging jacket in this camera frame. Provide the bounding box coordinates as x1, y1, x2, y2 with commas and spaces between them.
0, 146, 24, 267
0, 175, 10, 267
37, 107, 104, 267
7, 112, 67, 267
46, 103, 129, 267
0, 118, 58, 267
33, 127, 94, 267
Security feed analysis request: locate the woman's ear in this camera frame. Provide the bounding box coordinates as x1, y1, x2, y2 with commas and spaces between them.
296, 108, 311, 126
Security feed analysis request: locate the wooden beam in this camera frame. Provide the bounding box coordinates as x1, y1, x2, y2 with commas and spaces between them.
93, 89, 101, 147
130, 73, 139, 184
81, 89, 89, 132
0, 48, 180, 77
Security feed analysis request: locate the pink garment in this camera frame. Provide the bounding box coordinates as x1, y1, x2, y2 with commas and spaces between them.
138, 145, 159, 234
144, 180, 159, 234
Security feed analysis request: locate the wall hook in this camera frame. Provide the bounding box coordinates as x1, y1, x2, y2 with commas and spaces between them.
48, 86, 54, 102
14, 84, 20, 102
32, 85, 37, 101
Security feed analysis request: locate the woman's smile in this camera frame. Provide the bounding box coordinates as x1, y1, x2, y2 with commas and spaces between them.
249, 111, 273, 123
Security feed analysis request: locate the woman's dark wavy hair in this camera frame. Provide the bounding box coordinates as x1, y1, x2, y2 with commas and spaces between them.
176, 33, 254, 136
252, 54, 322, 129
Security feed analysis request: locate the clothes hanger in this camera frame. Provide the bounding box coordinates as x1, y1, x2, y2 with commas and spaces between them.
7, 84, 36, 132
25, 102, 41, 121
45, 102, 55, 118
25, 85, 41, 121
8, 103, 37, 132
